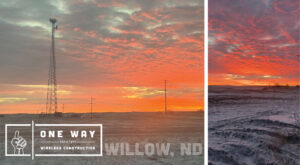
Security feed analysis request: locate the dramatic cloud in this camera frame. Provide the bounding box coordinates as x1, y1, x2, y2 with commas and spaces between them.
209, 0, 299, 85
0, 0, 204, 113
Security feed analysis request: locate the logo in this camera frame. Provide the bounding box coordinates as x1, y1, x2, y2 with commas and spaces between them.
5, 121, 103, 160
11, 130, 27, 155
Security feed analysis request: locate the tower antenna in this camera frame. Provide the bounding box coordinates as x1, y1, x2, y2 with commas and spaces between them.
46, 18, 58, 114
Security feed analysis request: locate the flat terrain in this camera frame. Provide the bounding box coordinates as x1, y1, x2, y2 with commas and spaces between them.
208, 86, 300, 165
0, 111, 204, 165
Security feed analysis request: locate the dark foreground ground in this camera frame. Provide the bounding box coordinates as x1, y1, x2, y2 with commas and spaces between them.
208, 86, 300, 165
0, 111, 204, 165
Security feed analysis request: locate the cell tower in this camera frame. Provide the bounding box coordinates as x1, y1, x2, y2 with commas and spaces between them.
46, 18, 58, 114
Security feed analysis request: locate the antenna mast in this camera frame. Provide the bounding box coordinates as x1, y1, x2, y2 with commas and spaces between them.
46, 18, 58, 114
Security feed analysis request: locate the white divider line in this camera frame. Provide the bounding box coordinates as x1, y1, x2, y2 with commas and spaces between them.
35, 154, 102, 157
6, 124, 31, 126
204, 0, 209, 164
6, 154, 31, 156
32, 120, 34, 160
5, 125, 7, 156
100, 124, 103, 156
35, 124, 102, 126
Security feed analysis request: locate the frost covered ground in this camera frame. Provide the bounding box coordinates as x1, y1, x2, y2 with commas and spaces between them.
0, 111, 203, 165
208, 86, 300, 165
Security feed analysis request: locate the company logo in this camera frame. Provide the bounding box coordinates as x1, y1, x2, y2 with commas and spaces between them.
5, 121, 103, 160
11, 130, 27, 155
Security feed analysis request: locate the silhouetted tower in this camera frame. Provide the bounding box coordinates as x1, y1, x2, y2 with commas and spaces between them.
46, 18, 58, 114
62, 104, 64, 113
165, 80, 167, 114
90, 97, 93, 119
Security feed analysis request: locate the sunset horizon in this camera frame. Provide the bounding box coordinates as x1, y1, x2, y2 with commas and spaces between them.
209, 0, 299, 86
0, 0, 204, 114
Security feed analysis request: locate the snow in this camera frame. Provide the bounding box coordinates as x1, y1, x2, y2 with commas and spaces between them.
208, 86, 300, 165
0, 112, 204, 164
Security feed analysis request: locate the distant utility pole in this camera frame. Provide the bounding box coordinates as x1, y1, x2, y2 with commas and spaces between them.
90, 97, 93, 119
62, 104, 64, 113
165, 80, 167, 114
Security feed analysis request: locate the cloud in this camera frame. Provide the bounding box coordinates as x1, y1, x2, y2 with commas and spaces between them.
0, 97, 28, 104
0, 0, 204, 113
209, 0, 300, 85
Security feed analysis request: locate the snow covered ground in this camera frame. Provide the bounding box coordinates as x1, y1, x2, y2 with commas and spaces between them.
0, 111, 204, 164
208, 86, 300, 165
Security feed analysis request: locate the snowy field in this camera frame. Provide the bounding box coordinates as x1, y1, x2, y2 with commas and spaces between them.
208, 86, 300, 165
0, 111, 204, 165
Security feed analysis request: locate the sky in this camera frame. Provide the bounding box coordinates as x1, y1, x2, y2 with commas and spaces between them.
0, 0, 204, 114
209, 0, 300, 86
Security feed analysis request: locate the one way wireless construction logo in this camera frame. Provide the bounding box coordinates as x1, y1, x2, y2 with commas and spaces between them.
5, 122, 103, 159
11, 130, 27, 155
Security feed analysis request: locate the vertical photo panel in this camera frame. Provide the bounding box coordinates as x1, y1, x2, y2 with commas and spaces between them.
208, 0, 300, 164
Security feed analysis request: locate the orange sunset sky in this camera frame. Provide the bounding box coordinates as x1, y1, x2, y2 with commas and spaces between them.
0, 0, 204, 114
209, 0, 299, 86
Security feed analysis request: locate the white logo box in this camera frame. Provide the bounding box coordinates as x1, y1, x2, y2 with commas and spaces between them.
5, 121, 103, 160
